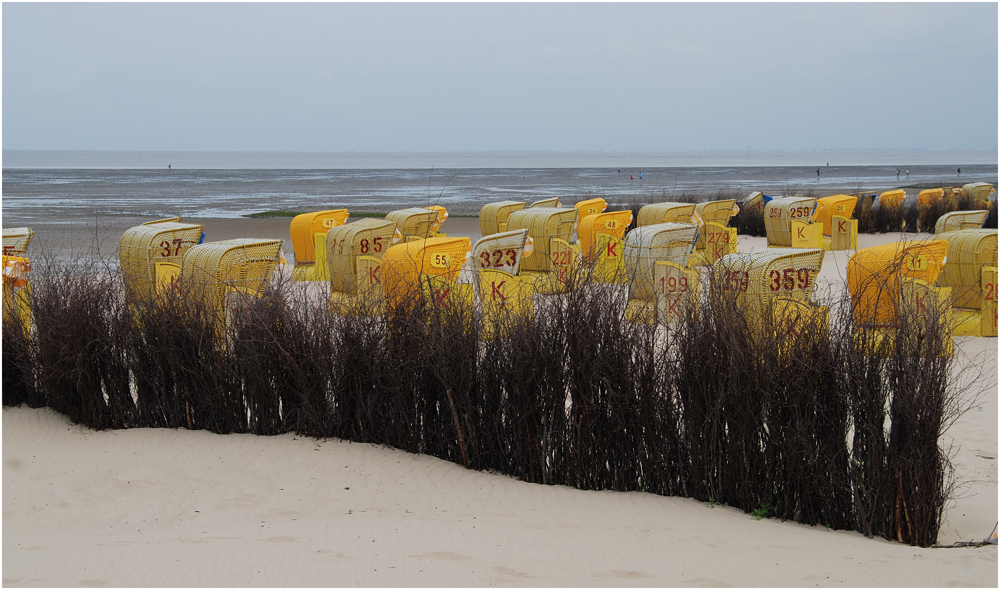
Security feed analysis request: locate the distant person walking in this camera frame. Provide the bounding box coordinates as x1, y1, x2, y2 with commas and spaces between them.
630, 174, 634, 181
906, 168, 909, 178
618, 169, 621, 175
168, 164, 172, 170
896, 168, 900, 179
958, 167, 961, 177
639, 172, 642, 180
816, 168, 820, 178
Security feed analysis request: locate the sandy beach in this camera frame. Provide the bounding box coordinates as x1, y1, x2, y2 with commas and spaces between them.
4, 209, 998, 587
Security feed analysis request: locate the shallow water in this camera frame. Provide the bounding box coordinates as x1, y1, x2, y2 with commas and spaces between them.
2, 150, 996, 225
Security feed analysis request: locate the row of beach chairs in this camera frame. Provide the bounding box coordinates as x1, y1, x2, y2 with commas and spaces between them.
3, 185, 996, 346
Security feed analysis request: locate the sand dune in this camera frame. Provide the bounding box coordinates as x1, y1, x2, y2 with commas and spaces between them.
2, 396, 996, 587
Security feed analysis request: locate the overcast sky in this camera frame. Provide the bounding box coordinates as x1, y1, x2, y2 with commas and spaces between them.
3, 2, 997, 152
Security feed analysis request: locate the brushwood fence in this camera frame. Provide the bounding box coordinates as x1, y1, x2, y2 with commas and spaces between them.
2, 258, 973, 547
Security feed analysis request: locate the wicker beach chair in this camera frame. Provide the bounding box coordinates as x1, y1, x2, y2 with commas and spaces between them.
812, 195, 858, 236
289, 210, 349, 266
385, 207, 439, 242
479, 201, 526, 237
847, 240, 948, 327
380, 236, 471, 311
932, 229, 998, 310
934, 210, 989, 234
327, 218, 398, 309
763, 197, 818, 247
2, 227, 33, 257
180, 238, 283, 316
636, 202, 696, 227
530, 197, 561, 208
119, 218, 205, 301
506, 207, 579, 293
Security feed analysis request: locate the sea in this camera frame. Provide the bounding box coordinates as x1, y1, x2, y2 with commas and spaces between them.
2, 149, 997, 225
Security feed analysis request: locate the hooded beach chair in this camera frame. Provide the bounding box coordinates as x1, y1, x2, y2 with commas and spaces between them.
2, 227, 33, 257
289, 209, 349, 281
932, 229, 998, 336
934, 210, 989, 234
479, 201, 526, 237
506, 207, 580, 294
636, 202, 697, 227
119, 217, 205, 302
380, 236, 471, 313
763, 197, 819, 248
327, 218, 398, 314
385, 207, 439, 242
622, 222, 699, 323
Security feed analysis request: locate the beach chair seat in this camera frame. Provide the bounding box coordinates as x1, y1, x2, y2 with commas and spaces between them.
119, 217, 205, 301
2, 227, 33, 257
847, 241, 948, 327
478, 268, 534, 339
479, 201, 526, 237
636, 202, 696, 227
934, 210, 989, 234
763, 197, 818, 248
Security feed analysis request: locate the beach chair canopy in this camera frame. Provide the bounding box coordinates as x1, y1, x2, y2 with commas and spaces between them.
847, 240, 948, 327
380, 236, 471, 309
933, 229, 998, 309
289, 210, 349, 264
327, 218, 398, 295
479, 201, 526, 237
385, 208, 439, 241
713, 247, 825, 308
934, 210, 989, 234
530, 197, 561, 208
763, 197, 817, 247
812, 195, 858, 236
917, 188, 945, 208
695, 199, 738, 227
624, 222, 699, 300
741, 192, 770, 216
119, 218, 204, 300
2, 227, 34, 257
962, 183, 996, 203
506, 207, 578, 272
636, 202, 696, 227
472, 229, 530, 275
574, 198, 608, 218
181, 238, 283, 310
877, 190, 906, 209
